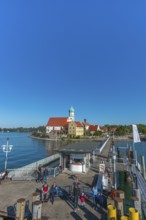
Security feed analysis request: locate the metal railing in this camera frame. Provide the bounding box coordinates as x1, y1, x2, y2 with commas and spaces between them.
7, 166, 61, 181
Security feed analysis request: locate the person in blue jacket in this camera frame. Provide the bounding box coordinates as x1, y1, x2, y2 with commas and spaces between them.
92, 185, 98, 209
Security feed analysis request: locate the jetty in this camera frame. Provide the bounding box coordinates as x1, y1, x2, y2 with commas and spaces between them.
0, 138, 110, 219
0, 137, 145, 219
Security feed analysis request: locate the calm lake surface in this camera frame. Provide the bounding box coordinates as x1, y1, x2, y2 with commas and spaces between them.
115, 140, 146, 165
0, 132, 145, 172
0, 132, 69, 172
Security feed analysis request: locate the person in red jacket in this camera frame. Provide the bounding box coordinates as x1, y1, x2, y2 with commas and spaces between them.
80, 192, 86, 208
41, 182, 50, 202
110, 186, 116, 199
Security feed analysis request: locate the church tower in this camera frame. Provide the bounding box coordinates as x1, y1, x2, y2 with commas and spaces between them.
67, 106, 75, 122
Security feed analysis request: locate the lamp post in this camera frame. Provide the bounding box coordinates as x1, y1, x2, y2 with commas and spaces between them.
112, 144, 117, 190
2, 138, 13, 170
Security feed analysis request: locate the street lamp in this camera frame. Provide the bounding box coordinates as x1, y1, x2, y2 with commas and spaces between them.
1, 138, 13, 170
112, 144, 117, 190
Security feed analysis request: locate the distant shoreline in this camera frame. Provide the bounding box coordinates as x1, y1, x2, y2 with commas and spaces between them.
30, 135, 135, 142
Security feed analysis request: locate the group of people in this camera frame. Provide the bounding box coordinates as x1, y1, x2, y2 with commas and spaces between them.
40, 175, 103, 212
36, 165, 48, 183
72, 178, 86, 212
41, 181, 58, 204
72, 178, 102, 212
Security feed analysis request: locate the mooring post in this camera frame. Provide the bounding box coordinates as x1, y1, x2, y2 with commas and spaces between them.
133, 188, 142, 217
32, 201, 42, 220
15, 198, 25, 220
107, 204, 117, 220
32, 192, 40, 203
114, 197, 124, 218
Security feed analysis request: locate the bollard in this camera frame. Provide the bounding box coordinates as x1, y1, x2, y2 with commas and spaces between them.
129, 208, 139, 220
16, 198, 25, 220
32, 201, 42, 220
133, 189, 142, 217
114, 197, 124, 218
131, 197, 140, 214
32, 192, 40, 203
107, 204, 117, 220
124, 171, 131, 182
121, 216, 129, 220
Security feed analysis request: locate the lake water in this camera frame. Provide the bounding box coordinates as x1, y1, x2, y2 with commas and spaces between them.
0, 132, 68, 172
115, 140, 146, 165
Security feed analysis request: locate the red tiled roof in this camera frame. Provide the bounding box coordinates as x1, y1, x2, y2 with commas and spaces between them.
47, 117, 68, 127
89, 125, 98, 131
75, 121, 83, 127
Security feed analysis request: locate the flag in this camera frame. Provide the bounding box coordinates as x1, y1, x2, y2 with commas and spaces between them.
132, 124, 141, 143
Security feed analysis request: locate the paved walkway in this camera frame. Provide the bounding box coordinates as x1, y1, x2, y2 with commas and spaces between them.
0, 138, 112, 220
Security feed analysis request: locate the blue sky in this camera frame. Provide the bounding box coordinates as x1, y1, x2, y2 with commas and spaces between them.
0, 1, 146, 128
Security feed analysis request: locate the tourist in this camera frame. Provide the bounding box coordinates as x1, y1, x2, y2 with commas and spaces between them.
90, 156, 93, 168
43, 168, 48, 182
73, 182, 80, 212
110, 186, 116, 199
80, 192, 86, 209
72, 177, 79, 189
36, 165, 42, 183
41, 182, 49, 202
50, 182, 58, 204
92, 185, 98, 209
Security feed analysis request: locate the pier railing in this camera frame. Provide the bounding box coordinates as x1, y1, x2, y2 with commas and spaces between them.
7, 166, 61, 181
94, 137, 110, 155
7, 153, 61, 181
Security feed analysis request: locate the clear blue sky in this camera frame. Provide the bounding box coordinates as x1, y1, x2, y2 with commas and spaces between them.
0, 1, 146, 128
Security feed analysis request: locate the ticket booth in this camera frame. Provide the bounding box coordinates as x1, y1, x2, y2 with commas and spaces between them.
70, 153, 86, 173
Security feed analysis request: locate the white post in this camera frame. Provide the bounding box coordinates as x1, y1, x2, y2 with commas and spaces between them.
2, 138, 13, 170
113, 145, 117, 190
141, 155, 146, 180
135, 150, 138, 167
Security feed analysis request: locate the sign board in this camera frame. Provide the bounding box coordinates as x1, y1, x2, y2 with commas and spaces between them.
99, 163, 105, 173
70, 154, 85, 159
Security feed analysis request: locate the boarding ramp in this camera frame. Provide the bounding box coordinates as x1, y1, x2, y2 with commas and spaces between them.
94, 137, 110, 155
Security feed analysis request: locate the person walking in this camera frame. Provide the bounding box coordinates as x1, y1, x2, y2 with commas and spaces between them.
92, 185, 98, 209
90, 156, 93, 168
72, 177, 79, 188
43, 168, 48, 183
50, 182, 58, 204
73, 183, 80, 212
36, 165, 42, 183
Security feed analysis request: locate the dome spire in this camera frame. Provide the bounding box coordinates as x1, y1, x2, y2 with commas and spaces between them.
69, 106, 75, 113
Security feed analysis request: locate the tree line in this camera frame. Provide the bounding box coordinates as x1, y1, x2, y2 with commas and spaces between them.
1, 124, 146, 137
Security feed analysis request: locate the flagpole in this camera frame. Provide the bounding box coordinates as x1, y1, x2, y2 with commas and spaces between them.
133, 142, 135, 164
132, 124, 141, 188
